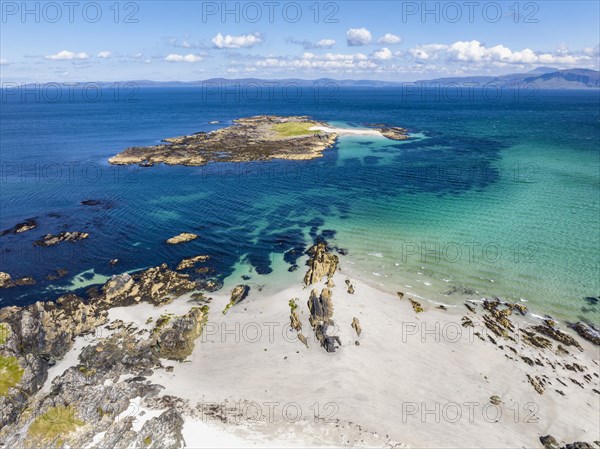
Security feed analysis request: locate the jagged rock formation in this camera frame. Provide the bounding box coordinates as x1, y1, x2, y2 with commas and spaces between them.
307, 288, 341, 352
303, 242, 338, 286
0, 264, 198, 431
0, 307, 197, 448
108, 116, 338, 167
33, 231, 89, 247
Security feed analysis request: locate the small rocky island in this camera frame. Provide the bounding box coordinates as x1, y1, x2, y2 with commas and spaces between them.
108, 116, 410, 167
108, 116, 338, 167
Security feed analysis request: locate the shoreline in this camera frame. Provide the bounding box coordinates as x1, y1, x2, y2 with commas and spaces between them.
2, 243, 598, 448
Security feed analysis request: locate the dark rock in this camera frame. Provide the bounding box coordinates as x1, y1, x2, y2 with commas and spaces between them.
0, 218, 38, 236
0, 272, 36, 289
34, 231, 89, 247
569, 322, 600, 346
45, 268, 68, 281
532, 324, 583, 351
540, 435, 559, 449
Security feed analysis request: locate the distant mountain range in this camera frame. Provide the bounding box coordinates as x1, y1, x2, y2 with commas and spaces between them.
414, 67, 600, 89
21, 68, 599, 89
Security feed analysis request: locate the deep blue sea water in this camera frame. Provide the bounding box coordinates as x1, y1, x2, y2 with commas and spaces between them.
0, 87, 598, 323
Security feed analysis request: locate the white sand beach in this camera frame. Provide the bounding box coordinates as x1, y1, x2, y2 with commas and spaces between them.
40, 257, 599, 448
309, 125, 385, 137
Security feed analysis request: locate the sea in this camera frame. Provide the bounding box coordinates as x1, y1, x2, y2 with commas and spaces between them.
0, 85, 598, 324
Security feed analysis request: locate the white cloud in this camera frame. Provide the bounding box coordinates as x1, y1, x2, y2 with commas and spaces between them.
377, 33, 402, 45
131, 53, 144, 59
97, 51, 112, 59
447, 40, 589, 65
316, 39, 336, 48
212, 32, 263, 49
0, 59, 8, 65
346, 28, 372, 46
409, 44, 449, 61
286, 37, 336, 50
44, 50, 90, 60
373, 48, 393, 60
256, 52, 376, 70
164, 54, 203, 63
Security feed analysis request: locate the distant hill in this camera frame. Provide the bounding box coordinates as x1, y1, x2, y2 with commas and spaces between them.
24, 68, 599, 90
415, 68, 600, 89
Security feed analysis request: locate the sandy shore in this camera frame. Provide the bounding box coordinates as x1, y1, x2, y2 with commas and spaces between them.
39, 256, 599, 448
309, 125, 385, 137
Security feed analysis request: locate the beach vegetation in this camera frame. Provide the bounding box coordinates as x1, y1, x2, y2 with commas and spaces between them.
0, 355, 24, 395
272, 122, 317, 137
27, 405, 84, 444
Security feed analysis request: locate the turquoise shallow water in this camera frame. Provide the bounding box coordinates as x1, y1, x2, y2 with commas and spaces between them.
0, 87, 598, 323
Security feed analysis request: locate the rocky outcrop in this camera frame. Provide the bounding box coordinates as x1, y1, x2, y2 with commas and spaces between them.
223, 285, 250, 314
289, 299, 302, 331
345, 279, 355, 294
0, 272, 35, 289
351, 317, 362, 336
96, 264, 197, 308
304, 242, 339, 286
165, 232, 198, 244
0, 218, 37, 236
532, 323, 583, 351
152, 307, 208, 361
569, 322, 600, 346
108, 116, 338, 167
409, 298, 424, 313
379, 127, 409, 140
33, 231, 89, 247
0, 263, 198, 431
307, 288, 340, 352
0, 293, 107, 428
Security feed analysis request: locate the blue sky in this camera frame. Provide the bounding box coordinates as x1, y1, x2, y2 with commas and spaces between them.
1, 1, 599, 82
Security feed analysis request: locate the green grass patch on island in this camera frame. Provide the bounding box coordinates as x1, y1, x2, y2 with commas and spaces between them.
272, 122, 317, 137
28, 405, 84, 444
0, 355, 24, 395
0, 323, 10, 345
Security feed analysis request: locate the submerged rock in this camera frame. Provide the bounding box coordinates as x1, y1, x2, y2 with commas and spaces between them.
45, 268, 68, 281
34, 231, 89, 247
165, 232, 198, 244
176, 255, 210, 270
0, 218, 38, 236
0, 272, 36, 289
